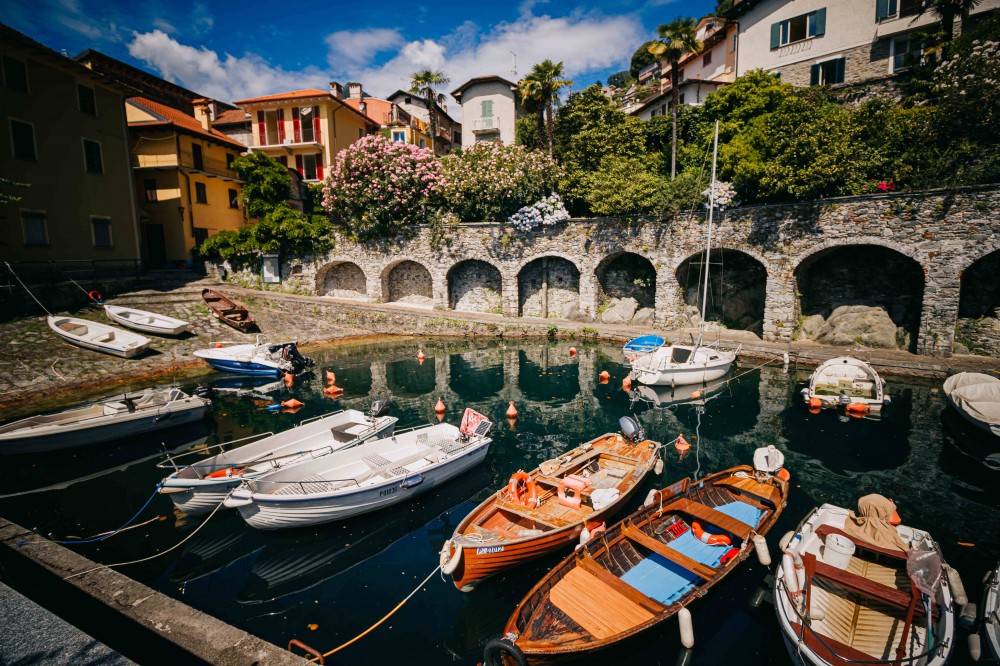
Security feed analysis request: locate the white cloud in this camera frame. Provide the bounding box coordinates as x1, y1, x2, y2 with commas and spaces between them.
128, 30, 329, 102
325, 28, 405, 69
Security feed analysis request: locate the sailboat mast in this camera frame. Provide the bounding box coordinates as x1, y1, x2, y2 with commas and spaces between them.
695, 121, 719, 350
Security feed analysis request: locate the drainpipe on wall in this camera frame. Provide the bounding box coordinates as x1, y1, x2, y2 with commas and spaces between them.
176, 133, 195, 239
121, 98, 143, 270
330, 103, 340, 165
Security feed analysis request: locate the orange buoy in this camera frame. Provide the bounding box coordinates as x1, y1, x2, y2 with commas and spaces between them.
436, 412, 445, 423
323, 383, 343, 395
676, 433, 691, 451
808, 397, 822, 409
809, 406, 821, 415
599, 370, 610, 382
215, 342, 224, 348
777, 468, 791, 482
284, 372, 294, 386
417, 349, 426, 361
569, 347, 577, 356
845, 402, 870, 414
691, 389, 702, 399
506, 401, 518, 418
622, 376, 633, 390
281, 399, 303, 408
434, 397, 446, 414
507, 416, 517, 430
326, 370, 336, 384
890, 510, 902, 526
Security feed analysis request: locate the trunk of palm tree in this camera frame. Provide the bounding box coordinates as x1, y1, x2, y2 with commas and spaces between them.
536, 108, 546, 150
545, 94, 555, 157
670, 60, 680, 180
426, 90, 437, 155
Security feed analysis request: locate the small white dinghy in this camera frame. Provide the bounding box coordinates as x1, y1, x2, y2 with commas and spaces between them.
774, 497, 956, 666
942, 372, 1000, 438
224, 408, 493, 530
800, 356, 890, 416
105, 304, 189, 336
48, 315, 150, 358
0, 387, 210, 454
630, 343, 737, 387
159, 401, 397, 515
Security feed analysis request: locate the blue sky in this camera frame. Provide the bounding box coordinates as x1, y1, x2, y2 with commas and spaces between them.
6, 0, 717, 111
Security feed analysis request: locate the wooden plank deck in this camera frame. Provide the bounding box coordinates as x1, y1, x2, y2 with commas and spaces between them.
550, 566, 656, 639
712, 476, 781, 508
666, 498, 754, 541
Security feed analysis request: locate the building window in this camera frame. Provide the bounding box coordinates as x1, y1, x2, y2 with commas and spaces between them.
78, 84, 97, 115
192, 143, 204, 170
891, 35, 922, 72
193, 228, 209, 248
144, 178, 158, 202
481, 99, 493, 117
226, 152, 235, 168
419, 137, 427, 149
301, 154, 319, 180
228, 188, 239, 208
358, 127, 364, 138
703, 51, 712, 66
2, 56, 28, 93
404, 97, 412, 104
195, 182, 207, 204
391, 130, 406, 142
810, 57, 846, 85
83, 139, 103, 174
771, 8, 826, 49
878, 0, 926, 21
10, 119, 36, 160
730, 34, 738, 53
679, 93, 686, 105
21, 211, 47, 246
91, 217, 112, 248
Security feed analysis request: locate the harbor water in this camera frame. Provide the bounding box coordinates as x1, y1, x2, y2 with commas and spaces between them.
1, 339, 998, 665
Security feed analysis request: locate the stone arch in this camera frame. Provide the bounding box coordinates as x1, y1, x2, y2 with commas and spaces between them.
381, 260, 433, 306
315, 260, 368, 299
675, 248, 767, 335
791, 237, 924, 270
956, 249, 1000, 356
517, 255, 580, 318
794, 244, 924, 352
447, 259, 503, 314
594, 252, 657, 324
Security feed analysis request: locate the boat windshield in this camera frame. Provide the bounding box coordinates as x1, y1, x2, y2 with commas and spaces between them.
671, 347, 692, 364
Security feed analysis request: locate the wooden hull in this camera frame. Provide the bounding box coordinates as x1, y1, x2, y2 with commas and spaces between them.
202, 289, 254, 332
105, 304, 189, 336
492, 463, 788, 665
446, 433, 659, 591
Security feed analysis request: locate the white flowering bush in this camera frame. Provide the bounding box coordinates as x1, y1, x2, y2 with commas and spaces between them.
933, 40, 1000, 135
701, 180, 737, 210
508, 193, 570, 232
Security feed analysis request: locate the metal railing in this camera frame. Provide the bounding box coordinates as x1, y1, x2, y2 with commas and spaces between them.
470, 117, 501, 132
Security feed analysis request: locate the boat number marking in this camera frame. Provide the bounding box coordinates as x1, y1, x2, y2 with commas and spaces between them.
380, 486, 398, 497
476, 546, 505, 555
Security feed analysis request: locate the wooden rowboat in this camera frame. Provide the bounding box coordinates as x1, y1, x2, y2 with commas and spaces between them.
202, 288, 254, 332
440, 417, 660, 591
105, 304, 190, 336
47, 315, 150, 358
484, 446, 789, 665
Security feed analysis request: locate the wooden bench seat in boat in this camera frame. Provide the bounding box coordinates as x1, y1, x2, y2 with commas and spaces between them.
805, 553, 935, 620
549, 564, 658, 639
814, 524, 907, 560
577, 555, 667, 614
622, 522, 717, 581
712, 476, 781, 508
664, 499, 754, 541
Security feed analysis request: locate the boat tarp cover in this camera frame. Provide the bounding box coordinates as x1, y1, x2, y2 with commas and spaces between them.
943, 373, 1000, 431
844, 494, 909, 553
624, 335, 666, 354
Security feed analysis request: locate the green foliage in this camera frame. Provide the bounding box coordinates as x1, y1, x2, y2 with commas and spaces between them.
630, 41, 658, 78
515, 116, 542, 150
606, 71, 633, 89
232, 151, 291, 219
199, 204, 332, 260
580, 158, 704, 216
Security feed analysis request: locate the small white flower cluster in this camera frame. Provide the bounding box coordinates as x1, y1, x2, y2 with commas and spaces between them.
701, 180, 737, 210
508, 193, 570, 232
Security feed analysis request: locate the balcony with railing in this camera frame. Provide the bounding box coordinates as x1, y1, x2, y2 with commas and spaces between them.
470, 116, 501, 134
133, 149, 241, 181
256, 124, 322, 151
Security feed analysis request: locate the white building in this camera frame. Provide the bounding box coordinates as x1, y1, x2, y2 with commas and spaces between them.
384, 90, 461, 154
725, 0, 1000, 87
450, 75, 523, 148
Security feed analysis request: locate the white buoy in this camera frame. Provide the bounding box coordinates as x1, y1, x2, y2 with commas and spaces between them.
580, 527, 591, 546
644, 489, 659, 507
783, 351, 789, 367
678, 606, 695, 649
753, 534, 771, 567
969, 633, 982, 662
778, 531, 795, 551
654, 458, 664, 474
946, 565, 969, 606
810, 607, 826, 621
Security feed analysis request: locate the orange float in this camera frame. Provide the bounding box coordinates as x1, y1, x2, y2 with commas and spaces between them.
326, 370, 336, 384
206, 466, 246, 479
434, 397, 446, 414
569, 347, 577, 356
417, 349, 426, 361
777, 468, 791, 482
622, 376, 633, 390
284, 372, 295, 386
281, 399, 303, 408
845, 402, 870, 415
506, 401, 518, 418
808, 397, 822, 409
675, 433, 691, 451
599, 371, 610, 382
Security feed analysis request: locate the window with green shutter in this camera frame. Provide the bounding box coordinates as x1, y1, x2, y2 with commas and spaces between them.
811, 57, 846, 86
775, 8, 826, 47
481, 99, 493, 117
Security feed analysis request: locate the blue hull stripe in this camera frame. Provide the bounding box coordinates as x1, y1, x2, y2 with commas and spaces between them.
204, 358, 282, 377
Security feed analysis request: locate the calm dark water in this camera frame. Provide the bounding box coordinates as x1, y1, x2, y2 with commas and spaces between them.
2, 340, 999, 666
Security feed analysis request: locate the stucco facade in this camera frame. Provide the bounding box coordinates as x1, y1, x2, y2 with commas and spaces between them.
451, 76, 522, 148
384, 90, 460, 154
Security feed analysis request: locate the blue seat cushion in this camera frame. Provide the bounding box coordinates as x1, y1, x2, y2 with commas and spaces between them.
619, 530, 729, 604
714, 501, 763, 529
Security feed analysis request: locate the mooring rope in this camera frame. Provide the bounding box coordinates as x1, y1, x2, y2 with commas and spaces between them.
4, 261, 51, 316
307, 563, 442, 661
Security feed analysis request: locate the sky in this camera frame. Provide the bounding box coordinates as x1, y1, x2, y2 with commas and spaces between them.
5, 0, 717, 117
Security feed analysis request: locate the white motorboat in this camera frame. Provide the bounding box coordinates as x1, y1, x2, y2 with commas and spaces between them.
630, 122, 736, 387
223, 408, 493, 530
800, 356, 890, 415
942, 372, 1000, 438
105, 304, 190, 336
0, 387, 210, 454
774, 498, 956, 666
973, 560, 1000, 661
193, 335, 314, 377
48, 315, 150, 358
159, 401, 397, 515
630, 375, 729, 407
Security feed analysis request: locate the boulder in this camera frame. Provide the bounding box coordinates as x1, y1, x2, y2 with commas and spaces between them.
631, 307, 655, 327
797, 314, 826, 340
602, 297, 638, 325
951, 341, 970, 355
814, 305, 898, 349
563, 303, 588, 322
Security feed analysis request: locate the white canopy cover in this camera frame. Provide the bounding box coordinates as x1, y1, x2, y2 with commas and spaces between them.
943, 372, 1000, 436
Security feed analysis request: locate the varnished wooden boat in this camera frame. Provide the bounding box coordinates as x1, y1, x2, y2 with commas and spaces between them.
441, 417, 661, 591
484, 446, 789, 665
202, 288, 254, 332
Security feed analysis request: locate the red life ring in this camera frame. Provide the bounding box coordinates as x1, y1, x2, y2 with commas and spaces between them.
507, 471, 538, 508
206, 467, 246, 479
692, 521, 731, 546
88, 290, 103, 303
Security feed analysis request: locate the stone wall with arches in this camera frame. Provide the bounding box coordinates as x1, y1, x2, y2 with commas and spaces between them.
232, 185, 1000, 356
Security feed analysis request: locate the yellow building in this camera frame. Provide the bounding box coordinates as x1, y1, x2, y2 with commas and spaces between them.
235, 85, 378, 182
126, 97, 247, 266
1, 23, 140, 264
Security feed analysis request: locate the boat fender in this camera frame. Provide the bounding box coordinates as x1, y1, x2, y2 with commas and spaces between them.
809, 608, 826, 622
781, 552, 805, 610
439, 539, 462, 576
483, 637, 527, 666
845, 402, 870, 414
205, 467, 246, 479
678, 606, 695, 649
969, 633, 982, 662
644, 489, 660, 508
958, 602, 978, 631
883, 395, 892, 406
222, 496, 252, 509
778, 531, 795, 551
580, 527, 590, 546
654, 458, 664, 475
808, 397, 822, 409
946, 564, 969, 606
753, 534, 772, 567
691, 521, 731, 546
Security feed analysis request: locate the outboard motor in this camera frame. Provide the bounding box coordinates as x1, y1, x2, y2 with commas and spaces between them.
193, 386, 213, 398
284, 343, 315, 372
619, 416, 645, 443
368, 398, 390, 420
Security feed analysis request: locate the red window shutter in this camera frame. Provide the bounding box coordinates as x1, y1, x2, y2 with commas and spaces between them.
277, 156, 288, 166
292, 107, 301, 143
313, 106, 322, 142
295, 154, 304, 176
256, 111, 265, 146
276, 108, 285, 143
316, 155, 324, 180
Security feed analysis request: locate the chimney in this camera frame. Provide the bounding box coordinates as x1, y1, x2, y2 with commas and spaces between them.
359, 101, 367, 115
192, 98, 213, 131
329, 81, 343, 99
347, 82, 363, 99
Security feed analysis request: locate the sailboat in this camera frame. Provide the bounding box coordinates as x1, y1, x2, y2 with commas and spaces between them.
630, 121, 737, 387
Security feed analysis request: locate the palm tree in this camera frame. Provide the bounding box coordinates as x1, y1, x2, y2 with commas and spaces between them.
409, 69, 450, 155
918, 0, 983, 57
520, 60, 572, 156
648, 18, 702, 179
517, 76, 546, 150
